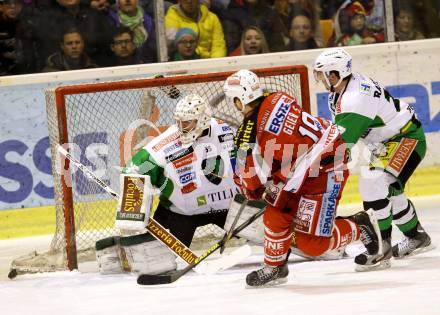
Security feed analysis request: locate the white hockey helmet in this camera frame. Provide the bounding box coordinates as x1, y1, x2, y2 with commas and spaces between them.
174, 94, 212, 148
223, 69, 263, 112
313, 48, 352, 89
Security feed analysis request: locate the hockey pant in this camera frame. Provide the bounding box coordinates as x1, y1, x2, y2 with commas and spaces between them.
153, 203, 228, 247
360, 133, 426, 239
263, 171, 360, 266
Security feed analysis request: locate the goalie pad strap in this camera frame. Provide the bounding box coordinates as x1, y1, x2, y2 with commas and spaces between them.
124, 238, 177, 275
95, 236, 130, 274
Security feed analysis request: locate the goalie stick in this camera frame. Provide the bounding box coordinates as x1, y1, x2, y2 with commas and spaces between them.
219, 199, 248, 254
57, 146, 199, 265
137, 206, 265, 285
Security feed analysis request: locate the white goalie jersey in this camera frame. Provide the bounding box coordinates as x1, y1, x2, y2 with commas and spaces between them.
124, 118, 238, 216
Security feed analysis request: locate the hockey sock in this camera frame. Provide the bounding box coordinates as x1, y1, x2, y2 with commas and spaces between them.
330, 218, 360, 250
264, 228, 293, 267
392, 196, 419, 237
364, 198, 393, 233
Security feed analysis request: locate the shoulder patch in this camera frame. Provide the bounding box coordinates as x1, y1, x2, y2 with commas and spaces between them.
359, 82, 372, 95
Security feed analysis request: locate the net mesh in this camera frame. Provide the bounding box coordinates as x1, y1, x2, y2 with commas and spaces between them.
10, 66, 308, 273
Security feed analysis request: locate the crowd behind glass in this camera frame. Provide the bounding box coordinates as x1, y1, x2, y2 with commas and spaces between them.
0, 0, 439, 76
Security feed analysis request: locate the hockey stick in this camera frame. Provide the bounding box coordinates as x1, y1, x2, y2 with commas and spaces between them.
57, 146, 199, 265
137, 206, 265, 285
219, 199, 248, 254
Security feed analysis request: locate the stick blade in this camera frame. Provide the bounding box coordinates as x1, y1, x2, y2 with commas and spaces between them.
195, 244, 252, 275
137, 273, 174, 285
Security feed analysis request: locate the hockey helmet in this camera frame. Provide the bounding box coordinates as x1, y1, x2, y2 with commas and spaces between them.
313, 48, 352, 88
223, 69, 263, 112
174, 94, 212, 148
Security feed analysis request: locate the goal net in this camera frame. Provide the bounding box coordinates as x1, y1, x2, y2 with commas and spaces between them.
10, 65, 310, 274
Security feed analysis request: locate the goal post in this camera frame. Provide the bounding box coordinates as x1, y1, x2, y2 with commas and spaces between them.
11, 65, 310, 274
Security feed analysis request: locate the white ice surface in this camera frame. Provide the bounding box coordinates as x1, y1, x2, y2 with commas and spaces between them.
1, 197, 439, 315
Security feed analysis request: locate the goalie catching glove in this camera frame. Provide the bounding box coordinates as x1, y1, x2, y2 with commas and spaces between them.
95, 233, 177, 275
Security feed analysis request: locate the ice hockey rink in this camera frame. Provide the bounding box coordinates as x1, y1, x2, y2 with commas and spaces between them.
1, 196, 439, 315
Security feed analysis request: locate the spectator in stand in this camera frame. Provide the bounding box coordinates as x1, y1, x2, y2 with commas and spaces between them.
229, 25, 269, 56
0, 0, 35, 75
284, 11, 319, 51
42, 28, 97, 72
171, 27, 200, 61
245, 0, 286, 52
90, 0, 112, 12
319, 0, 346, 19
404, 0, 439, 38
329, 1, 383, 46
106, 0, 157, 63
329, 0, 384, 47
212, 0, 255, 55
288, 0, 324, 47
393, 1, 425, 41
32, 0, 114, 70
110, 26, 144, 65
165, 0, 226, 59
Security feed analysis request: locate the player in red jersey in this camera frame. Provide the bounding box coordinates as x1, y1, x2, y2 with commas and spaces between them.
223, 69, 382, 287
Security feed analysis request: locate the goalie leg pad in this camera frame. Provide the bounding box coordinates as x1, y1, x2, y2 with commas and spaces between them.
224, 194, 266, 245
120, 233, 177, 275
95, 236, 130, 274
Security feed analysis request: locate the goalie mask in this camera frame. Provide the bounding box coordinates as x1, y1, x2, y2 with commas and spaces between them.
313, 48, 352, 89
174, 94, 212, 148
223, 69, 263, 113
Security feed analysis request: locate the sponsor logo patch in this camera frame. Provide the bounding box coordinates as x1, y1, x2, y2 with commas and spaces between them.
218, 133, 234, 143
163, 141, 182, 154
165, 146, 194, 163
173, 153, 195, 169
181, 182, 197, 194
176, 165, 193, 174
179, 172, 196, 184
386, 138, 418, 177
196, 195, 207, 206
360, 82, 371, 94
265, 95, 295, 135
116, 176, 146, 221
293, 197, 317, 234
152, 132, 180, 151
317, 172, 341, 236
206, 188, 237, 203
222, 125, 232, 132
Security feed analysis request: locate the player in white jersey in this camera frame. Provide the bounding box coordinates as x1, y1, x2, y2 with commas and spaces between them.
313, 48, 432, 270
124, 93, 238, 245
95, 94, 239, 275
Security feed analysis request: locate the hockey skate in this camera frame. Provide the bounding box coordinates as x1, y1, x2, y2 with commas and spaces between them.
349, 209, 382, 256
355, 237, 392, 271
246, 262, 289, 288
348, 209, 391, 271
392, 223, 433, 259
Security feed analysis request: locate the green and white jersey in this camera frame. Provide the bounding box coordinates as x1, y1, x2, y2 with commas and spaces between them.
329, 72, 414, 145
123, 118, 238, 216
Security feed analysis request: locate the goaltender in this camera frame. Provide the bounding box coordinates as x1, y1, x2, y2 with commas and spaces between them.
95, 93, 239, 275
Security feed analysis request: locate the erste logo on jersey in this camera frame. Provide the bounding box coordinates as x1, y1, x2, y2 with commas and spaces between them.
265, 95, 295, 135
163, 141, 182, 155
